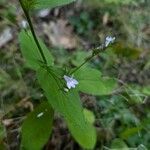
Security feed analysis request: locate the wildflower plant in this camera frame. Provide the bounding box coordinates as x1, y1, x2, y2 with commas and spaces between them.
18, 0, 117, 149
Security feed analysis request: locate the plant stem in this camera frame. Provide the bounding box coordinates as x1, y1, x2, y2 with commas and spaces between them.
70, 55, 93, 75
19, 0, 47, 64
70, 46, 105, 75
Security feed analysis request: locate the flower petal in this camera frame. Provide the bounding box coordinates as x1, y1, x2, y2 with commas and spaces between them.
64, 75, 79, 89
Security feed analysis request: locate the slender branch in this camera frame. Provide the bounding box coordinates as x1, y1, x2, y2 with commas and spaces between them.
70, 55, 93, 75
19, 0, 47, 64
70, 45, 105, 75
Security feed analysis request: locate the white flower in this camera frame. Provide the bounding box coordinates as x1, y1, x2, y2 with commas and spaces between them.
20, 20, 28, 29
105, 36, 116, 47
63, 75, 79, 89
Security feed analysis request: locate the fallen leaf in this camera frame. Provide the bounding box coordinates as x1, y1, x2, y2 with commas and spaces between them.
43, 19, 77, 49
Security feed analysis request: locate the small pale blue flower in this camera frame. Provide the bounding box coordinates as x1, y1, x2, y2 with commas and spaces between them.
105, 36, 116, 47
63, 75, 79, 89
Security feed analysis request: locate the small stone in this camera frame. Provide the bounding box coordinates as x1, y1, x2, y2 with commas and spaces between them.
38, 9, 50, 18
20, 20, 28, 29
0, 28, 13, 48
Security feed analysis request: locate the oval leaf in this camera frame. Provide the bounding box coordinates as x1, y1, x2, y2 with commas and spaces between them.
111, 138, 128, 149
37, 67, 96, 149
34, 0, 76, 9
83, 108, 95, 124
21, 101, 54, 150
19, 30, 54, 70
74, 68, 118, 95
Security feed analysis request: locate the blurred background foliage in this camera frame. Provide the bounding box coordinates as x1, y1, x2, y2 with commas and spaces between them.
0, 0, 150, 149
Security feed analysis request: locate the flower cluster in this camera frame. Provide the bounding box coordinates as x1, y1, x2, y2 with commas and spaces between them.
63, 36, 116, 91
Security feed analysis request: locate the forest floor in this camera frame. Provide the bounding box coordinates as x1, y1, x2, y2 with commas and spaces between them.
0, 0, 150, 149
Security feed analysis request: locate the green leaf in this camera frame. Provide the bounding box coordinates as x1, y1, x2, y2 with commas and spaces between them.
83, 109, 95, 124
137, 144, 148, 150
142, 86, 150, 96
19, 30, 54, 70
112, 43, 141, 59
37, 67, 96, 149
71, 51, 91, 66
111, 138, 128, 149
34, 0, 76, 9
0, 124, 5, 150
74, 68, 117, 95
0, 124, 5, 140
120, 127, 142, 139
21, 101, 54, 150
124, 87, 145, 104
0, 142, 5, 150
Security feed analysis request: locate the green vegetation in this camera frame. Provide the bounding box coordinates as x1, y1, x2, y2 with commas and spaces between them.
0, 0, 149, 149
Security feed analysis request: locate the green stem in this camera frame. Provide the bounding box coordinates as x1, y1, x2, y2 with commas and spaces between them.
70, 55, 93, 75
19, 0, 47, 64
70, 45, 105, 75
